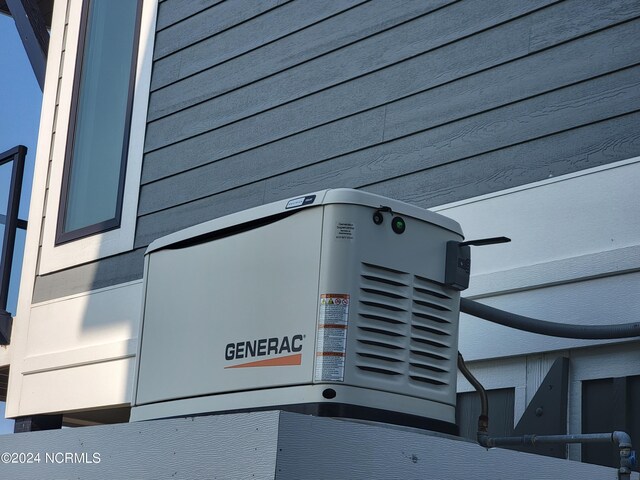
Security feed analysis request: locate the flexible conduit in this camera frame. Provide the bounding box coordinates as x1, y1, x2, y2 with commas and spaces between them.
460, 298, 640, 339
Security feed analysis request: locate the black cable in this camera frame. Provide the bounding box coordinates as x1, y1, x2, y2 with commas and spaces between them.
460, 298, 640, 339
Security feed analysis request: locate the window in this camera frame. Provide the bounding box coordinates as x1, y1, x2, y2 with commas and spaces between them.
56, 0, 142, 244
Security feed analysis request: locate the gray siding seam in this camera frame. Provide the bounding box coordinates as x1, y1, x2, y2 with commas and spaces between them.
136, 61, 640, 217
381, 105, 388, 144
360, 108, 640, 191
140, 18, 640, 189
153, 0, 291, 61
144, 0, 559, 135
149, 0, 446, 95
156, 0, 226, 33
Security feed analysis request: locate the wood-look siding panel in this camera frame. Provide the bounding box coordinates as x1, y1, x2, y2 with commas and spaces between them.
137, 108, 386, 216
156, 0, 225, 32
528, 0, 639, 51
149, 0, 451, 114
134, 182, 267, 249
367, 111, 640, 208
153, 0, 283, 60
261, 67, 640, 201
139, 18, 640, 210
382, 18, 640, 141
151, 0, 371, 94
135, 111, 640, 251
144, 0, 557, 152
141, 0, 639, 184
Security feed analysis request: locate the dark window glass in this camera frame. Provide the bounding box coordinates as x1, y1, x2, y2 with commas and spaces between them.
57, 0, 141, 243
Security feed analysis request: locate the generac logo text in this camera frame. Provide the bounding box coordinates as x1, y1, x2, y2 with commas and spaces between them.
224, 335, 303, 369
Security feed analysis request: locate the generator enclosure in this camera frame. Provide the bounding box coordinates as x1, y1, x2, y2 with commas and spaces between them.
132, 189, 465, 433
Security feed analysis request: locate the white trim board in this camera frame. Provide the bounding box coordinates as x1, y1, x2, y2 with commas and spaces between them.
434, 158, 640, 360
431, 156, 640, 212
22, 339, 137, 375
19, 358, 135, 414
24, 280, 142, 361
431, 158, 640, 282
30, 278, 143, 308
8, 278, 142, 416
465, 244, 640, 298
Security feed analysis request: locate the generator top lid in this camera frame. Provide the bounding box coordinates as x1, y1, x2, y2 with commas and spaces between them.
146, 188, 463, 254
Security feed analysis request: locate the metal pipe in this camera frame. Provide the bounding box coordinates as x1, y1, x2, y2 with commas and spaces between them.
457, 353, 487, 418
479, 431, 635, 480
460, 297, 640, 339
485, 432, 627, 447
457, 353, 489, 435
458, 354, 636, 478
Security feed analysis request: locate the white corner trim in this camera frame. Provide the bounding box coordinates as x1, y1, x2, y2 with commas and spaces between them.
38, 0, 158, 275
6, 0, 71, 419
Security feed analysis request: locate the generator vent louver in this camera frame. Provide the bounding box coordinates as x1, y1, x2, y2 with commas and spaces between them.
356, 264, 455, 390
357, 263, 409, 376
409, 275, 454, 387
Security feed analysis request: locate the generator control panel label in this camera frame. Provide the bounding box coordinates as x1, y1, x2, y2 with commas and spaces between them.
315, 294, 349, 382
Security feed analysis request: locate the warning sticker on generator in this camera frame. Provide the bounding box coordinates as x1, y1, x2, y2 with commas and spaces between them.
315, 294, 349, 382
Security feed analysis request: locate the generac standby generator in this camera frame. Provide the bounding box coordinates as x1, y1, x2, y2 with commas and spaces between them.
131, 189, 465, 433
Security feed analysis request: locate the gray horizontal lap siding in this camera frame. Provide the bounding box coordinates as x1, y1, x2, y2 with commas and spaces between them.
33, 0, 640, 301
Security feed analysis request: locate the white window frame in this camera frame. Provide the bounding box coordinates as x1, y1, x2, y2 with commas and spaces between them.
38, 0, 157, 274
